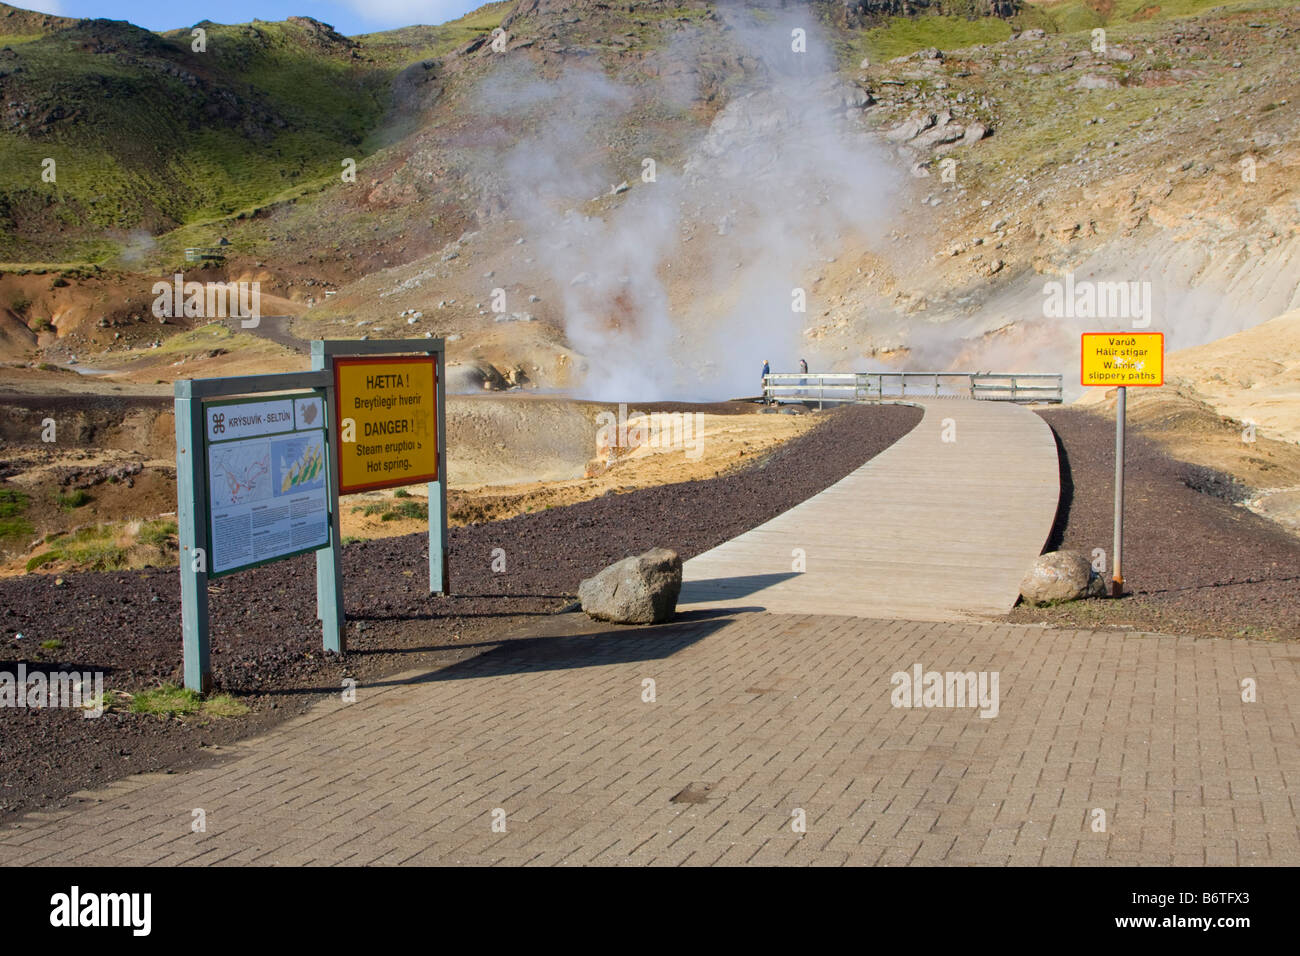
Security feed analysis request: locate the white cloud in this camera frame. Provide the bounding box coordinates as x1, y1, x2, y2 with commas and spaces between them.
343, 0, 478, 28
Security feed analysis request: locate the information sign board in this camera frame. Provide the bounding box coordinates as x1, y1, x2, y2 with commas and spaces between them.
204, 392, 329, 576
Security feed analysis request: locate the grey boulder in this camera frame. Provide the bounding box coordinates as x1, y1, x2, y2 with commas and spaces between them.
578, 548, 682, 624
1075, 73, 1120, 90
1020, 551, 1107, 606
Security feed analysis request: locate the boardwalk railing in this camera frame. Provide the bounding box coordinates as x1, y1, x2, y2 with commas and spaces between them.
763, 372, 1062, 406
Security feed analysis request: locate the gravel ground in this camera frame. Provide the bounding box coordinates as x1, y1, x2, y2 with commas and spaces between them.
0, 402, 921, 821
1007, 406, 1300, 641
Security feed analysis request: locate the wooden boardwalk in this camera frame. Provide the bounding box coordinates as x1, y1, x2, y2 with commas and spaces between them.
678, 399, 1061, 622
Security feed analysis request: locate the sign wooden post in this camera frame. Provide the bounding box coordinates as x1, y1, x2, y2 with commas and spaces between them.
174, 386, 212, 694
1080, 332, 1165, 597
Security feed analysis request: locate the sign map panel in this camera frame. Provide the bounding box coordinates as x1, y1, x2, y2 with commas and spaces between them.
204, 391, 329, 576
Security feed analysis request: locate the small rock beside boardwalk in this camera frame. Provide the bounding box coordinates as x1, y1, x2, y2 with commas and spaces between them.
1020, 550, 1107, 606
579, 548, 683, 624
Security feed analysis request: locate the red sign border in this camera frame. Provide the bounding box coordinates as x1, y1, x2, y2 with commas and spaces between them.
1080, 332, 1164, 388
333, 355, 439, 495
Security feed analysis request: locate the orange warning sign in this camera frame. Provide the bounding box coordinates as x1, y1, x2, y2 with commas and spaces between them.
1080, 333, 1164, 387
333, 356, 438, 494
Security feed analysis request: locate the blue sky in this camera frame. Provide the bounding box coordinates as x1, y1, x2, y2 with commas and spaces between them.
13, 0, 488, 35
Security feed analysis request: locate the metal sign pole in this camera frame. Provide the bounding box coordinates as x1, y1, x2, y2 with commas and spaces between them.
1112, 385, 1126, 597
430, 346, 450, 594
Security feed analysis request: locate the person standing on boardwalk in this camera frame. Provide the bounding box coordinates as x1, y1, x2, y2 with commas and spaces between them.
761, 359, 771, 403
798, 357, 808, 394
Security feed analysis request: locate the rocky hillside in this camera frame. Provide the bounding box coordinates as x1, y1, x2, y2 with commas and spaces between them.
816, 0, 1300, 382
0, 0, 1026, 267
0, 1, 514, 262
0, 0, 1295, 406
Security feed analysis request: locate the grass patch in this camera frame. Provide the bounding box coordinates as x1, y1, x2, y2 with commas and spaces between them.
25, 551, 59, 571
1011, 0, 1277, 33
39, 639, 62, 651
131, 683, 202, 716
0, 488, 33, 542
354, 1, 511, 64
130, 683, 250, 718
56, 489, 92, 511
200, 694, 251, 718
59, 536, 131, 571
853, 14, 1014, 63
0, 16, 395, 261
840, 0, 1281, 64
0, 488, 29, 519
23, 518, 178, 572
639, 6, 712, 21
383, 500, 428, 522
138, 519, 177, 547
148, 323, 292, 360
353, 498, 427, 522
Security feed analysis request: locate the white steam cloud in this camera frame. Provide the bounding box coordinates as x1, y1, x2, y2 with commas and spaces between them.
471, 7, 903, 401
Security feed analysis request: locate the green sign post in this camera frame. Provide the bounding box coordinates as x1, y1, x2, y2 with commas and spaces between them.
174, 338, 447, 693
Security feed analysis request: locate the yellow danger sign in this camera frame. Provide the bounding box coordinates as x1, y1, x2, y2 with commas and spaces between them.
334, 356, 438, 494
1080, 332, 1164, 387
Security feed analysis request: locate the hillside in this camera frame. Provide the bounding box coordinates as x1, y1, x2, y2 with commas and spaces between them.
0, 0, 1295, 405
0, 0, 1019, 268
1167, 309, 1300, 444
0, 2, 517, 262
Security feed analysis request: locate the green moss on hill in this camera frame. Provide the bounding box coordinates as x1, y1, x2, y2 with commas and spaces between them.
0, 2, 506, 262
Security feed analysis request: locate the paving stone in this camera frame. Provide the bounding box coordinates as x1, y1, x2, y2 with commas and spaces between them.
0, 613, 1295, 866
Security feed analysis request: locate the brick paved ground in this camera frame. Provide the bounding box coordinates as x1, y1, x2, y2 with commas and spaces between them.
2, 611, 1296, 866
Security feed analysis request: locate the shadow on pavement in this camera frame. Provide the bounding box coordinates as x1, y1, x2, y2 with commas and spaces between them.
363, 612, 740, 687
678, 571, 799, 602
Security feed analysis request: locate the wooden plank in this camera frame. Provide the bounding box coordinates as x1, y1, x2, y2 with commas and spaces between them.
678, 399, 1060, 621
